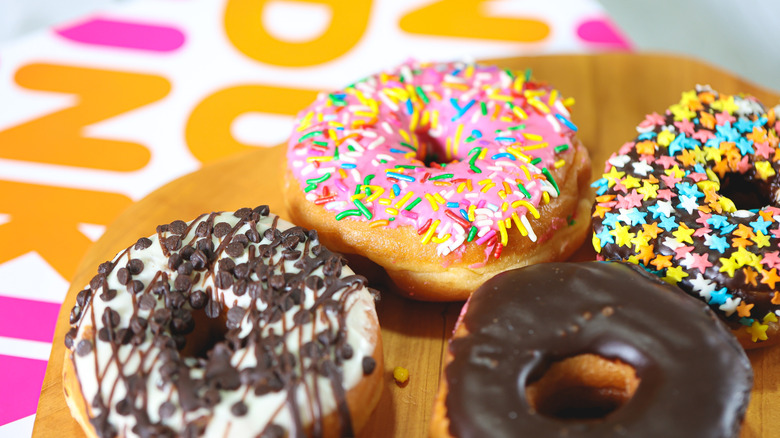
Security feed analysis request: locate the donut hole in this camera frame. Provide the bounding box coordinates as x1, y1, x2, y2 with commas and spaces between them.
179, 308, 229, 360
525, 354, 640, 421
416, 130, 459, 168
719, 172, 773, 210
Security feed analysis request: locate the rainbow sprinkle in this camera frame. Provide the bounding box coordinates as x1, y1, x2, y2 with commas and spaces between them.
288, 60, 579, 259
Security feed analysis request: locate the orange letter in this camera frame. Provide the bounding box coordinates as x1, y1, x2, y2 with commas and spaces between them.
400, 0, 549, 42
186, 84, 319, 164
0, 181, 132, 278
224, 0, 371, 66
0, 63, 169, 171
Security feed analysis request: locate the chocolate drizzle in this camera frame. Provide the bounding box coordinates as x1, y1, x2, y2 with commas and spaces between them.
66, 206, 378, 437
445, 262, 752, 438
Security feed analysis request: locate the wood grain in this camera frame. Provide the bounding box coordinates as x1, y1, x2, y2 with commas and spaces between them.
34, 53, 780, 437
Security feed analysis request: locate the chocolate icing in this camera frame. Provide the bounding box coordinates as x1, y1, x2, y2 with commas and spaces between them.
445, 262, 752, 438
66, 206, 378, 438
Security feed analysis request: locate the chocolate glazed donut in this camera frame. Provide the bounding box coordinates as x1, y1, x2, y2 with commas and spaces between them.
434, 262, 752, 438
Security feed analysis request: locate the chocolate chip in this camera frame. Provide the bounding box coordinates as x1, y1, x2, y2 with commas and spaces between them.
139, 294, 157, 311
362, 356, 377, 375
159, 401, 176, 419
213, 222, 231, 238
116, 268, 130, 285
283, 249, 301, 260
232, 234, 249, 246
234, 207, 252, 219
226, 306, 245, 329
301, 341, 322, 359
156, 224, 169, 233
151, 280, 169, 296
127, 259, 144, 275
89, 274, 105, 291
98, 327, 112, 342
215, 271, 233, 290
245, 227, 260, 243
102, 308, 120, 328
203, 388, 221, 407
167, 253, 182, 270
190, 250, 208, 270
98, 261, 114, 274
164, 235, 181, 251
189, 290, 207, 309
323, 256, 342, 277
305, 276, 324, 291
282, 234, 300, 250
99, 288, 117, 302
340, 344, 354, 360
128, 280, 145, 294
169, 220, 187, 235
205, 298, 221, 318
134, 237, 152, 250
258, 425, 285, 438
64, 328, 78, 349
180, 246, 195, 260
269, 275, 285, 290
76, 339, 93, 356
76, 289, 92, 307
116, 328, 133, 345
307, 229, 318, 241
177, 261, 194, 276
116, 398, 132, 416
218, 258, 235, 273
254, 205, 270, 217
233, 263, 249, 279
230, 401, 248, 416
195, 220, 210, 237
171, 311, 194, 334
225, 242, 243, 258
233, 279, 247, 296
293, 310, 312, 325
166, 291, 187, 309
174, 275, 192, 292
130, 316, 148, 333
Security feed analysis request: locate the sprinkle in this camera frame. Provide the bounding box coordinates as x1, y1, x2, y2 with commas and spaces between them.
386, 172, 415, 182
467, 226, 478, 242
393, 366, 409, 385
354, 199, 372, 219
554, 144, 570, 153
425, 194, 440, 211
298, 130, 322, 143
445, 209, 471, 229
512, 200, 540, 218
541, 168, 560, 195
428, 173, 454, 181
555, 113, 578, 131
421, 220, 440, 244
475, 229, 497, 245
405, 197, 423, 211
335, 209, 361, 220
394, 192, 414, 209
369, 219, 390, 228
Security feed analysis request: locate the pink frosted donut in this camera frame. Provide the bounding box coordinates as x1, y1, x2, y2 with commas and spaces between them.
284, 60, 593, 300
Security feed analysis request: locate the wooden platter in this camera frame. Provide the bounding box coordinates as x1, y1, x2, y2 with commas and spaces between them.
35, 54, 780, 437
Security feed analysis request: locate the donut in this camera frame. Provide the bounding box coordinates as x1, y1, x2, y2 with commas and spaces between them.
284, 59, 592, 301
592, 86, 780, 348
430, 262, 752, 438
62, 206, 383, 438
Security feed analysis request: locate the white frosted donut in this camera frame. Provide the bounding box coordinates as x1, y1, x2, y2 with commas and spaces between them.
63, 206, 383, 438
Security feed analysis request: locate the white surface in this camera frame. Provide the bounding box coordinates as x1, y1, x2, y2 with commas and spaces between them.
598, 0, 780, 92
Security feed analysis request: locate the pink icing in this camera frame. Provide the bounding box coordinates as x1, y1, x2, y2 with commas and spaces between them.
287, 60, 578, 257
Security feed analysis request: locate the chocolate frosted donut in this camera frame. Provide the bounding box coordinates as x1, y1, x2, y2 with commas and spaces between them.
63, 206, 383, 438
431, 262, 752, 438
592, 87, 780, 348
